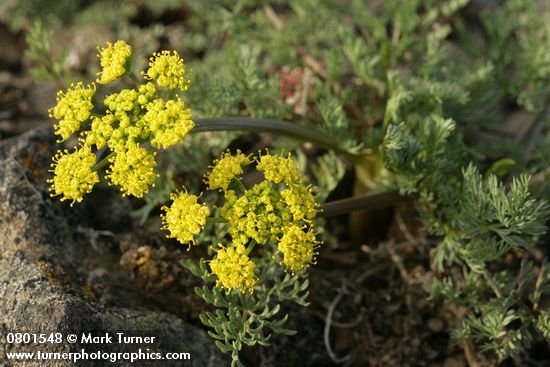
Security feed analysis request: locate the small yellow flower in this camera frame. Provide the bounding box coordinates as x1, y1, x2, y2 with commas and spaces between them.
161, 191, 210, 246
96, 40, 132, 84
277, 225, 320, 272
105, 116, 152, 153
104, 88, 139, 115
256, 152, 301, 184
48, 82, 95, 142
210, 244, 257, 293
85, 113, 115, 149
106, 144, 157, 197
281, 184, 318, 222
144, 50, 190, 90
137, 82, 157, 106
144, 98, 194, 149
48, 145, 99, 205
205, 150, 251, 191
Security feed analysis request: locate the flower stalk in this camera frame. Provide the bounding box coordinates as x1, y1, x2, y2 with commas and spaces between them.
194, 117, 360, 160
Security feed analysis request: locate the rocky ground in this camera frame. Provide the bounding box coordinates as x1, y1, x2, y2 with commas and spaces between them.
0, 127, 227, 366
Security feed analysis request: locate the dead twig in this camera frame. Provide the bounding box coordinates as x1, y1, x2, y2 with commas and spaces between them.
324, 283, 356, 364
483, 270, 502, 298
387, 240, 410, 283
263, 5, 284, 31
463, 340, 481, 367
395, 209, 418, 246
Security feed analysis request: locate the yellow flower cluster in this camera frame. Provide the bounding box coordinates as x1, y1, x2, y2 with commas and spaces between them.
48, 82, 95, 142
86, 83, 160, 153
281, 184, 318, 222
106, 144, 158, 197
278, 225, 319, 272
161, 191, 210, 247
209, 244, 257, 293
205, 150, 321, 293
144, 98, 194, 149
144, 51, 191, 90
256, 153, 301, 184
204, 150, 251, 191
97, 40, 132, 84
48, 146, 99, 205
49, 40, 195, 203
221, 181, 293, 247
104, 88, 139, 114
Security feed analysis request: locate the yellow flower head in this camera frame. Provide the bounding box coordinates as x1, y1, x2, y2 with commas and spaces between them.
48, 145, 99, 205
144, 98, 194, 149
144, 50, 190, 90
210, 244, 257, 293
220, 181, 293, 247
277, 225, 320, 272
205, 150, 251, 191
106, 144, 157, 197
256, 152, 301, 184
281, 184, 318, 222
161, 191, 210, 246
48, 82, 95, 142
97, 40, 132, 84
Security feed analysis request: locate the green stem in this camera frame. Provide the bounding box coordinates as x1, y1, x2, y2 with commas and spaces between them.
93, 152, 115, 171
231, 178, 247, 195
206, 217, 229, 224
193, 117, 360, 160
128, 72, 140, 85
317, 190, 409, 218
244, 240, 257, 256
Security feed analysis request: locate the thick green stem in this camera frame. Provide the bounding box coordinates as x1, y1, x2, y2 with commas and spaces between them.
318, 190, 408, 218
193, 117, 359, 160
93, 152, 115, 171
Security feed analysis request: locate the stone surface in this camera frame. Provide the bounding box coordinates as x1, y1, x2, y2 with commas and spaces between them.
0, 127, 226, 366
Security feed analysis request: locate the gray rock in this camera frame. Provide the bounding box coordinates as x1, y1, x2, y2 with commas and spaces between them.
0, 127, 226, 366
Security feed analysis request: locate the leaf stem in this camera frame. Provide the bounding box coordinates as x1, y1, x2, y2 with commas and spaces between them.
193, 117, 360, 160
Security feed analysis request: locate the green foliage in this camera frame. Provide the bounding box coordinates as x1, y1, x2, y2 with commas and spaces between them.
318, 98, 363, 154
458, 167, 548, 254
311, 151, 346, 203
536, 312, 550, 339
454, 305, 533, 359
381, 122, 420, 172
0, 0, 79, 30
182, 252, 309, 367
386, 112, 549, 359
474, 0, 550, 112
25, 21, 68, 84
